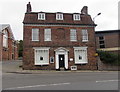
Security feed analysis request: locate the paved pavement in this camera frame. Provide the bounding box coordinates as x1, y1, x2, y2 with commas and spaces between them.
2, 60, 22, 73
1, 60, 119, 74
1, 60, 119, 91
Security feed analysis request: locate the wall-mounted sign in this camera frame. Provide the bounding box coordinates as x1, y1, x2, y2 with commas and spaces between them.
50, 57, 54, 63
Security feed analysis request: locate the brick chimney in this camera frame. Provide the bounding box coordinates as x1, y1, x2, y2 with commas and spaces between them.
81, 6, 88, 15
26, 2, 32, 13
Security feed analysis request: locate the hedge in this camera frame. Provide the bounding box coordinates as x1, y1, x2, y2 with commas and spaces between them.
97, 50, 120, 66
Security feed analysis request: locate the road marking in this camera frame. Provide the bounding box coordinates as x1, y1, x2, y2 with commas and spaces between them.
96, 80, 119, 83
5, 82, 71, 90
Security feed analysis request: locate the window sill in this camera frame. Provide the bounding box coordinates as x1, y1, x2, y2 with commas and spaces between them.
32, 40, 39, 41
38, 19, 45, 20
82, 40, 88, 42
44, 40, 52, 41
56, 19, 64, 20
75, 62, 88, 64
70, 40, 77, 42
74, 20, 80, 21
35, 63, 49, 65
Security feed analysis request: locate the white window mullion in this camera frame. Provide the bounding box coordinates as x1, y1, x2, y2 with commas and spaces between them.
82, 29, 88, 42
38, 13, 45, 20
56, 13, 63, 20
3, 30, 8, 48
44, 29, 51, 41
70, 29, 77, 41
32, 28, 39, 41
74, 47, 88, 64
73, 14, 80, 20
34, 47, 50, 65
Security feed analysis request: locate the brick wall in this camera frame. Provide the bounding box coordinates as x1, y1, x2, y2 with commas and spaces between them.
95, 31, 120, 49
1, 28, 18, 61
23, 25, 97, 70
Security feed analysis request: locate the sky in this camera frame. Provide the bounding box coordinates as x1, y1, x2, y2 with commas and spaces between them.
0, 0, 119, 40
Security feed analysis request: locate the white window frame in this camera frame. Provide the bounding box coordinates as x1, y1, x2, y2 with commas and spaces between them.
70, 29, 77, 41
74, 47, 88, 64
33, 47, 50, 65
56, 13, 63, 20
73, 14, 80, 20
82, 29, 88, 42
38, 13, 45, 20
32, 28, 39, 41
3, 29, 8, 48
44, 28, 51, 41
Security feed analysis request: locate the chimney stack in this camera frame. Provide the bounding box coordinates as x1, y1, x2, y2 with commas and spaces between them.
81, 6, 88, 15
26, 2, 32, 13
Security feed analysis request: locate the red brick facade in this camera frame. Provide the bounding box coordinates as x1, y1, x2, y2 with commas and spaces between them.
0, 25, 18, 61
95, 30, 120, 52
23, 2, 97, 70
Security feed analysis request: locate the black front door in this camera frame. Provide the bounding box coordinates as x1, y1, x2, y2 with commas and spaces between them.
59, 55, 65, 68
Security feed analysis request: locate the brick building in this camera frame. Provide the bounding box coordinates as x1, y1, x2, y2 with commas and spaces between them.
23, 2, 97, 70
0, 24, 18, 61
95, 30, 120, 53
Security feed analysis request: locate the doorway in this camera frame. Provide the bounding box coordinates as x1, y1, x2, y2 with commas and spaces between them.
59, 54, 65, 68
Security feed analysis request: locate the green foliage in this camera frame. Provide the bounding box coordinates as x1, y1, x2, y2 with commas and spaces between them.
18, 40, 23, 57
97, 50, 120, 66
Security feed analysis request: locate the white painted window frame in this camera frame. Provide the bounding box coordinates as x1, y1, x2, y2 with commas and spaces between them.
3, 29, 8, 48
56, 13, 63, 20
74, 47, 88, 64
32, 28, 39, 41
38, 13, 45, 20
82, 29, 88, 42
44, 28, 51, 41
33, 47, 50, 65
70, 29, 77, 41
73, 14, 80, 20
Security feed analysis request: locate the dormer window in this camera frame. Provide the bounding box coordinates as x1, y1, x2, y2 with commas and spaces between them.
56, 13, 63, 20
73, 14, 80, 20
38, 13, 45, 20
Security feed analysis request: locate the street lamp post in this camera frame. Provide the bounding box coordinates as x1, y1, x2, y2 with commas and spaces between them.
93, 13, 101, 22
93, 13, 101, 70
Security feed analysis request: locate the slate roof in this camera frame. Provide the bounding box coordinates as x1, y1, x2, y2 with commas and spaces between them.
23, 12, 96, 26
95, 30, 120, 34
0, 24, 15, 40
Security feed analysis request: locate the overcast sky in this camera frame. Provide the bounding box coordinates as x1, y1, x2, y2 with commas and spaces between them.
0, 0, 119, 40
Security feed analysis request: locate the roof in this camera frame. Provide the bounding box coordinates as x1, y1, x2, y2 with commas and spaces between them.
95, 30, 120, 34
0, 24, 15, 40
23, 12, 96, 26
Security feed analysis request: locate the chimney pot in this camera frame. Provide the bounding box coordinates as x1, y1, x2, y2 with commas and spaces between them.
81, 6, 88, 15
26, 2, 32, 13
